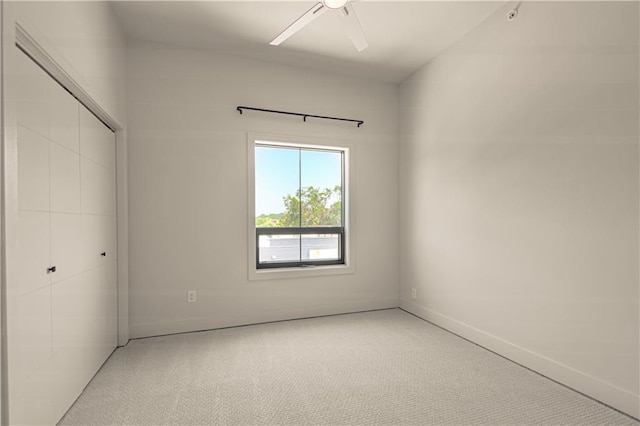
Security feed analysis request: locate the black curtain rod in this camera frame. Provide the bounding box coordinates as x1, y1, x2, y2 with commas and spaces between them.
236, 106, 363, 128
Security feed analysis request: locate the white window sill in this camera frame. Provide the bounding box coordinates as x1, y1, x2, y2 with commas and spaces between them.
248, 263, 355, 281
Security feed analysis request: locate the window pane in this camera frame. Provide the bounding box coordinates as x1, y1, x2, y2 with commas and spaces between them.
255, 145, 299, 228
301, 234, 341, 261
254, 142, 346, 269
258, 234, 301, 264
300, 150, 342, 227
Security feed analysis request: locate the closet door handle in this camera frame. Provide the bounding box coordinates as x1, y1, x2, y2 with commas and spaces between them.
47, 266, 57, 274
101, 252, 107, 257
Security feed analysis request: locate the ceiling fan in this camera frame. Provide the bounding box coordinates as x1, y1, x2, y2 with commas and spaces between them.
270, 0, 368, 52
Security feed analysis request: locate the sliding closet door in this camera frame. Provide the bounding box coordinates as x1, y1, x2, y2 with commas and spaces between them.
11, 48, 55, 425
47, 62, 85, 421
79, 104, 118, 362
9, 48, 118, 425
50, 104, 117, 421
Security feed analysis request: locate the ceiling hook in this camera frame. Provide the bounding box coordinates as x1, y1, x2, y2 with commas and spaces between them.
507, 2, 522, 21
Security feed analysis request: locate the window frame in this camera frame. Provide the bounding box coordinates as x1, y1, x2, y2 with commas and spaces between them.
247, 133, 355, 281
256, 227, 345, 269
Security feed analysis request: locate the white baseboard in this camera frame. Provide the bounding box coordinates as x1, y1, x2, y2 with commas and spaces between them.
130, 299, 399, 340
400, 299, 640, 420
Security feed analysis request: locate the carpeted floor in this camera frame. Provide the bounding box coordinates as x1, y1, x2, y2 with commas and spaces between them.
60, 309, 638, 425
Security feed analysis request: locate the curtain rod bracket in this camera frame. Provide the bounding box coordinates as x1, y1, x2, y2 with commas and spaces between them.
236, 106, 363, 128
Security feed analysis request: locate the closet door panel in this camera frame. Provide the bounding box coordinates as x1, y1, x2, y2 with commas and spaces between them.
50, 142, 80, 213
52, 273, 100, 416
81, 215, 116, 269
15, 211, 50, 296
17, 126, 50, 212
81, 267, 114, 375
10, 361, 55, 426
103, 215, 118, 263
52, 273, 103, 380
52, 275, 86, 351
80, 106, 116, 170
81, 158, 115, 215
104, 260, 118, 347
91, 262, 118, 352
9, 286, 52, 385
51, 213, 82, 283
80, 157, 101, 215
14, 49, 49, 137
48, 80, 79, 152
81, 214, 102, 271
50, 347, 86, 423
105, 167, 117, 215
11, 401, 54, 426
52, 273, 101, 373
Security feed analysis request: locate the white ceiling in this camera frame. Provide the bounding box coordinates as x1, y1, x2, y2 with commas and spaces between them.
111, 1, 506, 83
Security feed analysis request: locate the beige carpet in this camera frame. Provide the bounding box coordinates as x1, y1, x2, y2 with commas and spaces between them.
60, 309, 638, 425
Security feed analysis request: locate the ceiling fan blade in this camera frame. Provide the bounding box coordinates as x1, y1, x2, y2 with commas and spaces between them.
339, 2, 368, 52
270, 2, 328, 46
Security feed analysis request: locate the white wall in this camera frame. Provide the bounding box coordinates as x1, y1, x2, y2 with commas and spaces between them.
399, 1, 639, 418
127, 42, 399, 338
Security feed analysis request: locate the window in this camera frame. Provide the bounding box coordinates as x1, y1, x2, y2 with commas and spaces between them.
248, 134, 352, 277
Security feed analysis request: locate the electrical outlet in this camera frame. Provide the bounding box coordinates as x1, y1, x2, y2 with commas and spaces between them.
187, 290, 197, 303
411, 288, 417, 299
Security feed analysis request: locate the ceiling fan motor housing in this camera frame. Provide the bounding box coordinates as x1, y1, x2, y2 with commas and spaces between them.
323, 0, 349, 10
